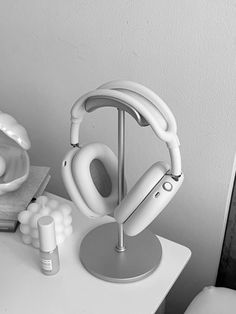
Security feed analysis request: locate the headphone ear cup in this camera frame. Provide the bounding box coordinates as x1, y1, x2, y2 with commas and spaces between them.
62, 147, 100, 218
114, 161, 169, 230
71, 143, 121, 216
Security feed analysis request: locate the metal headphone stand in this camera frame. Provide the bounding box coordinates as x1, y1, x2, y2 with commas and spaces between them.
80, 108, 162, 283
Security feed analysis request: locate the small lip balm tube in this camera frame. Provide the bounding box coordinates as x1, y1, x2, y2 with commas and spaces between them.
37, 216, 60, 275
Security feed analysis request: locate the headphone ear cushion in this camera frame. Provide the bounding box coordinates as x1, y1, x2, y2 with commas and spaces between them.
71, 143, 120, 216
114, 161, 169, 223
62, 148, 98, 218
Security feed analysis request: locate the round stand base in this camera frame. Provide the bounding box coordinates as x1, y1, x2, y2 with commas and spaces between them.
80, 222, 162, 283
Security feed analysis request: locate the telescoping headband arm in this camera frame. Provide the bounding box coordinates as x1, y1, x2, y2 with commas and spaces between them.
70, 87, 182, 177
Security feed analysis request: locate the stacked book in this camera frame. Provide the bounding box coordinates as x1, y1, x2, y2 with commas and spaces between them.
0, 166, 50, 232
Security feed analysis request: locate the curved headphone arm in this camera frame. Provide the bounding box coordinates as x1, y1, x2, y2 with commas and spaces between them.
70, 89, 182, 176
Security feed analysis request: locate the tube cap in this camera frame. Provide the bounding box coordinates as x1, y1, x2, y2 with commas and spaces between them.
38, 216, 57, 252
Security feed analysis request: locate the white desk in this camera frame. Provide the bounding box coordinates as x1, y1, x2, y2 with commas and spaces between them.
0, 193, 191, 314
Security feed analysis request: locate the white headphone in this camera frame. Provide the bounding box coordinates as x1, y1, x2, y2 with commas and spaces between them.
62, 81, 183, 236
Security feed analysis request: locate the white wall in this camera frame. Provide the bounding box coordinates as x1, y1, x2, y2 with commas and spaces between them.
0, 1, 236, 313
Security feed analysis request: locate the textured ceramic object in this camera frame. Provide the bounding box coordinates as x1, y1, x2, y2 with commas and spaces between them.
0, 111, 31, 195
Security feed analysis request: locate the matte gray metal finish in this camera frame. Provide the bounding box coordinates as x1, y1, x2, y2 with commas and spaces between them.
85, 97, 149, 127
80, 222, 162, 283
117, 109, 126, 252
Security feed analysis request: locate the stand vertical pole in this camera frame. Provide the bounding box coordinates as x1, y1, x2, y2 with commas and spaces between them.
116, 109, 126, 252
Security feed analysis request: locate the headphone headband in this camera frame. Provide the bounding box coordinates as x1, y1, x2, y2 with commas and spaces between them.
70, 82, 182, 176
98, 80, 177, 132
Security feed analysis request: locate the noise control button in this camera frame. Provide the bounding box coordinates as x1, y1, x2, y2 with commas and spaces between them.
162, 182, 173, 192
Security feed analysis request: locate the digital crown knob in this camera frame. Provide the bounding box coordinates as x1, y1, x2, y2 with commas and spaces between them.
162, 182, 173, 191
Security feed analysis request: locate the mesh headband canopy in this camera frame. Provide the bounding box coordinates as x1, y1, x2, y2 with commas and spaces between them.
70, 82, 181, 176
